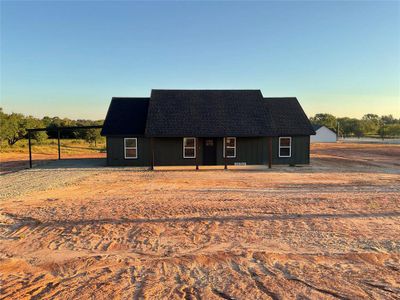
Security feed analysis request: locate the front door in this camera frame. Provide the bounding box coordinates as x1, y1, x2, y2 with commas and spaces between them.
203, 138, 217, 165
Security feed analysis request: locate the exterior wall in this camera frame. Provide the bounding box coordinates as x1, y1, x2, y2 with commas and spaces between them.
310, 126, 337, 143
215, 137, 269, 165
153, 138, 203, 166
106, 135, 311, 166
106, 136, 151, 166
272, 136, 310, 165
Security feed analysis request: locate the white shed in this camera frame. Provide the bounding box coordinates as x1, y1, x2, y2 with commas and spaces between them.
310, 125, 337, 143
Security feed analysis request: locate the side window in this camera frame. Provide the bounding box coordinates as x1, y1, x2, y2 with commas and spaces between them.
183, 137, 196, 158
124, 138, 138, 159
279, 137, 291, 157
224, 137, 236, 158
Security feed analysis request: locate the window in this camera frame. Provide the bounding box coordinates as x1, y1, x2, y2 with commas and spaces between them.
223, 137, 236, 158
124, 138, 137, 159
279, 137, 291, 157
183, 137, 196, 158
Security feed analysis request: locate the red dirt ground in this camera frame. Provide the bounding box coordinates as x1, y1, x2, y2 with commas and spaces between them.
0, 143, 399, 299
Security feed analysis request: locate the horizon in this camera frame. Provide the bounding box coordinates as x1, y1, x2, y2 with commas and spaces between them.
1, 1, 399, 119
1, 91, 398, 121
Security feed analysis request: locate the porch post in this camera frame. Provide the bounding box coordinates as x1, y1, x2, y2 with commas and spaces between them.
57, 128, 61, 160
224, 137, 227, 170
195, 137, 199, 170
28, 130, 32, 168
150, 138, 155, 170
268, 137, 272, 169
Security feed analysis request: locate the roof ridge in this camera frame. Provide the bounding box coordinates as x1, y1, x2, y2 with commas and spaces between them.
264, 97, 298, 99
111, 97, 150, 101
151, 89, 262, 92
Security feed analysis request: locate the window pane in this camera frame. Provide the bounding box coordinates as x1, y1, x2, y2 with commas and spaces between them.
205, 139, 214, 146
125, 138, 137, 147
280, 138, 291, 147
226, 148, 235, 157
184, 148, 195, 158
226, 137, 235, 147
184, 138, 195, 147
280, 148, 290, 157
126, 148, 137, 158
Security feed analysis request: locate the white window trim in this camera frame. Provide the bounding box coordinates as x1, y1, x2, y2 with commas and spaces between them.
124, 138, 138, 159
223, 137, 236, 158
183, 137, 196, 159
279, 137, 292, 158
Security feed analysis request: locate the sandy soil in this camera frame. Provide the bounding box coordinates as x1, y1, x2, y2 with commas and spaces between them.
0, 143, 399, 299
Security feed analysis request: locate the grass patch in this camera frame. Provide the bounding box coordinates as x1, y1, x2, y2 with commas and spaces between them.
1, 139, 106, 155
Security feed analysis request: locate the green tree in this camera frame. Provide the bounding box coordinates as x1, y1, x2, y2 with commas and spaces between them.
0, 108, 7, 144
32, 131, 48, 143
24, 116, 47, 143
310, 113, 337, 131
383, 124, 400, 137
85, 128, 101, 147
336, 117, 364, 137
1, 112, 27, 145
380, 115, 396, 125
361, 114, 380, 135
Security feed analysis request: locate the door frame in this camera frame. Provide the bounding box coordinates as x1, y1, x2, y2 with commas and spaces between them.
202, 138, 217, 165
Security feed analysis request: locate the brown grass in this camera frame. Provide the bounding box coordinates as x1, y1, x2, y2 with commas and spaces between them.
0, 139, 106, 174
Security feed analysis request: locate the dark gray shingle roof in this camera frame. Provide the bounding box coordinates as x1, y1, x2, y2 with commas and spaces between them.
101, 91, 315, 137
145, 89, 276, 137
100, 97, 149, 136
264, 98, 315, 136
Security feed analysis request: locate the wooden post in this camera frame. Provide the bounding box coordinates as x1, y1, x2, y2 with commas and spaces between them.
195, 137, 199, 170
150, 138, 155, 170
268, 137, 272, 169
57, 129, 61, 160
28, 131, 32, 168
224, 137, 227, 170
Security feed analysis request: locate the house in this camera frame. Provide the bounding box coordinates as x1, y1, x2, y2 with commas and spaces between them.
310, 125, 337, 143
100, 90, 315, 168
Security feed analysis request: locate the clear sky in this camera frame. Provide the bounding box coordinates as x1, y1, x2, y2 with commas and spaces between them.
1, 0, 399, 120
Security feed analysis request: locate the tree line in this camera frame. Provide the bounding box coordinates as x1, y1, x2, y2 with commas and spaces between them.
1, 108, 399, 146
0, 108, 103, 146
309, 113, 400, 138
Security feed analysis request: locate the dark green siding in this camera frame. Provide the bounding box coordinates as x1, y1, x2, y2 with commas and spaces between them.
215, 137, 269, 165
153, 138, 203, 166
272, 136, 310, 165
106, 137, 151, 166
106, 136, 310, 166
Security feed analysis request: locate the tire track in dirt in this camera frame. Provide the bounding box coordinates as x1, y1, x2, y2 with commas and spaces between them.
1, 149, 399, 299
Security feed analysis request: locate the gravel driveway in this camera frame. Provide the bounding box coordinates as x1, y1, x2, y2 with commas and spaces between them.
0, 159, 107, 199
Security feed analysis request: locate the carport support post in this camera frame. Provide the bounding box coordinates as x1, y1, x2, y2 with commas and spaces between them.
28, 130, 32, 168
224, 137, 227, 170
57, 129, 61, 160
150, 138, 155, 170
195, 137, 199, 170
268, 137, 272, 169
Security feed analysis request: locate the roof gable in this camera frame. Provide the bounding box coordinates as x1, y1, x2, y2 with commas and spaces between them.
145, 89, 275, 137
101, 97, 149, 136
312, 124, 323, 131
264, 98, 315, 136
313, 125, 336, 134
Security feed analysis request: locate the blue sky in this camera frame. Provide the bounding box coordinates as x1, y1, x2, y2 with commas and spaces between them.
1, 1, 399, 119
